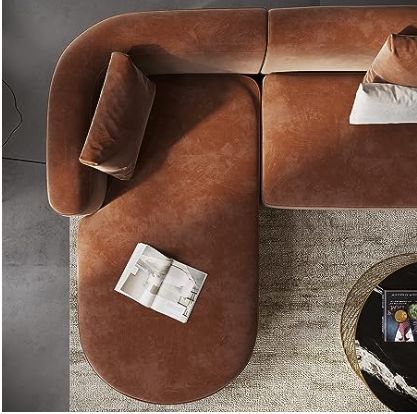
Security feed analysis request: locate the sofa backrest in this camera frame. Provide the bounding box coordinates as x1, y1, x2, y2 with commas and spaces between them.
55, 8, 267, 76
262, 6, 417, 73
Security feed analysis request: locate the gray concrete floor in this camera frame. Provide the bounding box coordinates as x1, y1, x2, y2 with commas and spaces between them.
3, 0, 417, 411
2, 160, 69, 411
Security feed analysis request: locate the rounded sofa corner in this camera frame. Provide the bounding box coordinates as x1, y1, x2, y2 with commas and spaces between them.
78, 319, 259, 405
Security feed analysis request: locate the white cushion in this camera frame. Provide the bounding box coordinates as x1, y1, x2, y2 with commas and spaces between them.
349, 83, 417, 124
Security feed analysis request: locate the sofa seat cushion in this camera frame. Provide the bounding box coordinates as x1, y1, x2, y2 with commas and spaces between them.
77, 75, 260, 404
262, 73, 417, 208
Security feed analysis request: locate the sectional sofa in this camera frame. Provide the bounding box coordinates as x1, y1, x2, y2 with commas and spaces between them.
47, 6, 417, 404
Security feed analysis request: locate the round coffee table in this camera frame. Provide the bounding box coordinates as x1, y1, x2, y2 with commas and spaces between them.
341, 254, 417, 411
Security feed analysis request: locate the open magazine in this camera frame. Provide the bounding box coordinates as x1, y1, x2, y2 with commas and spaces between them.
114, 243, 207, 323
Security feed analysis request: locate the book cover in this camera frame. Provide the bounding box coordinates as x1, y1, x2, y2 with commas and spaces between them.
383, 290, 417, 342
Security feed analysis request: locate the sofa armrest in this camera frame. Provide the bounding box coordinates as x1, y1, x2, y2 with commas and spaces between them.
47, 48, 108, 217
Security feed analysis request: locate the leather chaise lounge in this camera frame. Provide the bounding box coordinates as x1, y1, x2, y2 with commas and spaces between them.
47, 7, 417, 404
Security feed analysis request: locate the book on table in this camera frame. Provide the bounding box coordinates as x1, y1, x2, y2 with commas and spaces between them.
114, 243, 207, 323
382, 290, 417, 342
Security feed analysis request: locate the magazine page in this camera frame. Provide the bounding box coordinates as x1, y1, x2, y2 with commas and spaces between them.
114, 243, 172, 308
151, 260, 207, 323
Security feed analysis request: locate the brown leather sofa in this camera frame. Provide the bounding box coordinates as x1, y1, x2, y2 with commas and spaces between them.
47, 7, 417, 404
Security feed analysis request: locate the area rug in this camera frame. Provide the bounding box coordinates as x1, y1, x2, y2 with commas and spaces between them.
70, 207, 417, 411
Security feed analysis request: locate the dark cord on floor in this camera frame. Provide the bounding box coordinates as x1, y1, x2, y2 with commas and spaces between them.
2, 156, 45, 165
2, 79, 24, 148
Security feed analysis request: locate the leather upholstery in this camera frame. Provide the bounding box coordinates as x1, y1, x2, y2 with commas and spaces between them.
262, 73, 417, 208
79, 52, 156, 180
262, 6, 417, 73
47, 8, 267, 216
363, 33, 417, 87
77, 75, 260, 403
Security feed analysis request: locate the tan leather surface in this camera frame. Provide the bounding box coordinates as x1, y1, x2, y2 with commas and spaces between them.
79, 52, 156, 180
262, 6, 417, 73
364, 33, 417, 87
47, 8, 267, 216
77, 75, 260, 403
262, 73, 417, 208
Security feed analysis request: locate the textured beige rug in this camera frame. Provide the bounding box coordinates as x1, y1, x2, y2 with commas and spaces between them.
70, 207, 417, 411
